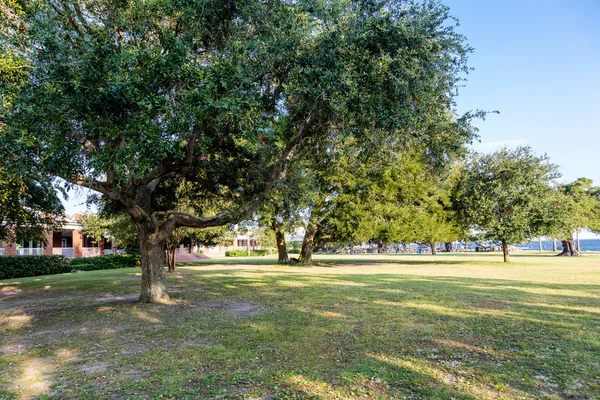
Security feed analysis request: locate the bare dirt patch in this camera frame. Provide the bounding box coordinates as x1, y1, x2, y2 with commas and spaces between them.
166, 299, 267, 317
0, 343, 29, 354
0, 293, 139, 314
202, 301, 266, 317
182, 338, 214, 347
0, 286, 23, 297
0, 314, 33, 330
80, 361, 110, 375
11, 357, 54, 398
28, 327, 79, 340
95, 294, 139, 303
120, 344, 147, 355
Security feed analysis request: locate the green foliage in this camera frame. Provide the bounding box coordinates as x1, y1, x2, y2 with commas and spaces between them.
0, 4, 64, 243
225, 250, 267, 257
69, 254, 140, 271
288, 241, 303, 251
0, 168, 64, 243
542, 178, 600, 238
0, 255, 69, 279
80, 214, 107, 243
250, 225, 277, 250
0, 253, 139, 280
82, 212, 138, 250
452, 146, 560, 245
309, 148, 462, 246
1, 0, 482, 296
1, 0, 476, 224
258, 160, 314, 238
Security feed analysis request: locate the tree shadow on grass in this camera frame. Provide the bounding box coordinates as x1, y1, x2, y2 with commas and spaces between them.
178, 269, 600, 398
2, 267, 599, 398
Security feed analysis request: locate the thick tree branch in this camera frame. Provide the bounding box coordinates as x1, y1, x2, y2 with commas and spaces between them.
152, 116, 313, 243
124, 125, 204, 197
72, 3, 92, 33
50, 2, 82, 35
58, 173, 115, 199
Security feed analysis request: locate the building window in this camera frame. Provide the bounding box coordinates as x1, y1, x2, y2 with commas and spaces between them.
250, 239, 257, 247
237, 240, 247, 247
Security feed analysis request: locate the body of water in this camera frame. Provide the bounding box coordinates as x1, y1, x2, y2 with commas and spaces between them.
517, 239, 600, 252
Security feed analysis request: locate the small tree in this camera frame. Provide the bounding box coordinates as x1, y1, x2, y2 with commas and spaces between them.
452, 147, 560, 262
257, 161, 312, 263
539, 178, 600, 256
80, 214, 106, 255
252, 226, 277, 256
165, 228, 187, 273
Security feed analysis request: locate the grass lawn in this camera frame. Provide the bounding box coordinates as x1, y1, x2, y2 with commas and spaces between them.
1, 252, 599, 399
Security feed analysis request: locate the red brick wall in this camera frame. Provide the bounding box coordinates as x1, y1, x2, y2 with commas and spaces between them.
3, 230, 16, 256
43, 231, 54, 255
4, 246, 16, 256
73, 229, 83, 258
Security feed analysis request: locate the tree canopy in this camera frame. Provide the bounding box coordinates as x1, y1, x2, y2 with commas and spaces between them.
0, 3, 64, 243
0, 168, 64, 243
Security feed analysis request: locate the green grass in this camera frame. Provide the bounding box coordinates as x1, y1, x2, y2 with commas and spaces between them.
1, 252, 599, 399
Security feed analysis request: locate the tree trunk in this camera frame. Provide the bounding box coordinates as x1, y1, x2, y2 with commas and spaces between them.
167, 248, 176, 273
557, 238, 579, 256
445, 242, 452, 252
567, 239, 579, 256
430, 242, 437, 255
298, 222, 318, 265
271, 219, 289, 264
275, 231, 288, 264
558, 240, 570, 256
552, 239, 557, 252
138, 228, 169, 303
501, 238, 510, 263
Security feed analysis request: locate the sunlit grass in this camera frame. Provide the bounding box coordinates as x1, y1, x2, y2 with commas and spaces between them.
0, 252, 599, 399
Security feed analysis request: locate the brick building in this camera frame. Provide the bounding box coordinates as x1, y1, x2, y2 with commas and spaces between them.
0, 214, 111, 259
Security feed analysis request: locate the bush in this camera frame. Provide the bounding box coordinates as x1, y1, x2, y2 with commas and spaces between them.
69, 254, 141, 271
225, 250, 268, 257
0, 255, 70, 280
287, 249, 300, 254
0, 254, 141, 280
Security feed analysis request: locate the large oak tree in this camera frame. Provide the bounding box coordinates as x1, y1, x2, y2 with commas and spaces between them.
2, 0, 475, 301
